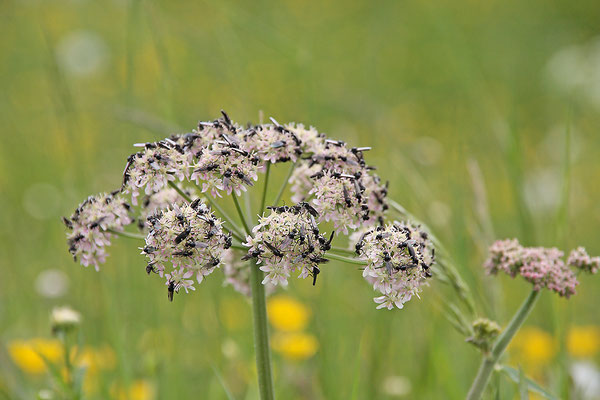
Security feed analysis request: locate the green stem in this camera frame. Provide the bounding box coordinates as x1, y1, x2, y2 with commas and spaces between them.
272, 160, 297, 207
62, 332, 72, 385
326, 253, 366, 266
230, 244, 247, 251
250, 260, 275, 400
244, 190, 255, 225
168, 181, 192, 201
330, 246, 356, 256
466, 289, 541, 400
107, 229, 145, 240
232, 194, 252, 236
260, 163, 271, 215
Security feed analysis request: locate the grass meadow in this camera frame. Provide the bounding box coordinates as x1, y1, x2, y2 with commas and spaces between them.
1, 0, 600, 398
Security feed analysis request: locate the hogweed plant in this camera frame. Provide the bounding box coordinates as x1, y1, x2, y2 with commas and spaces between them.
61, 111, 597, 398
62, 111, 441, 399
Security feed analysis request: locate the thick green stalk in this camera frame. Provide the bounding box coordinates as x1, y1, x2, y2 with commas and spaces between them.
466, 289, 541, 400
250, 261, 275, 400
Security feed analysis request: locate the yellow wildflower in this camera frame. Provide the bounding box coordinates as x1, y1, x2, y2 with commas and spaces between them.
567, 325, 600, 358
75, 344, 116, 374
267, 295, 310, 332
112, 380, 156, 400
8, 338, 63, 375
510, 327, 556, 370
271, 332, 318, 361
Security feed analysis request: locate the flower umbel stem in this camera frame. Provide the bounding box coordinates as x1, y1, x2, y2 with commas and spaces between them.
326, 252, 366, 266
232, 194, 252, 236
466, 289, 541, 400
107, 229, 145, 240
250, 260, 275, 400
330, 246, 356, 256
260, 163, 271, 215
168, 180, 192, 202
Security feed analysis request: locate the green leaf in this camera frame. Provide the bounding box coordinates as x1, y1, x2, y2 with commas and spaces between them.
209, 365, 236, 400
518, 366, 529, 400
34, 351, 70, 395
498, 365, 558, 400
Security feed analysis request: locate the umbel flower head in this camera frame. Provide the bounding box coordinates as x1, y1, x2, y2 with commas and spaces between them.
241, 118, 303, 163
191, 141, 260, 198
484, 239, 599, 298
355, 222, 434, 310
308, 169, 388, 233
142, 199, 231, 301
63, 111, 431, 311
183, 111, 244, 155
122, 139, 189, 205
243, 202, 334, 287
63, 191, 133, 270
567, 247, 600, 274
286, 127, 388, 233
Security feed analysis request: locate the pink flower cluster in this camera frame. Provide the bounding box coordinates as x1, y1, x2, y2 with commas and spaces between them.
484, 239, 599, 298
567, 247, 600, 274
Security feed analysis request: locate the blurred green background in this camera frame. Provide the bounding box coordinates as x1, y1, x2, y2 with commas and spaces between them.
1, 0, 600, 398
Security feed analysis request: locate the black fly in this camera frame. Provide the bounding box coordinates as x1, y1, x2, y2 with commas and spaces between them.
264, 241, 283, 258
173, 227, 192, 244
167, 280, 176, 302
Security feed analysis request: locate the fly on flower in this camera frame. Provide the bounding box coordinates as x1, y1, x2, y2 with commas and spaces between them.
354, 222, 435, 310
62, 111, 428, 311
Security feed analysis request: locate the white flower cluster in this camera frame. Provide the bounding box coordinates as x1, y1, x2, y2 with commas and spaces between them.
142, 200, 231, 301
63, 191, 133, 270
65, 111, 433, 310
243, 203, 333, 287
191, 142, 260, 197
286, 127, 388, 233
241, 119, 303, 163
355, 222, 434, 310
309, 169, 388, 234
122, 140, 189, 205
